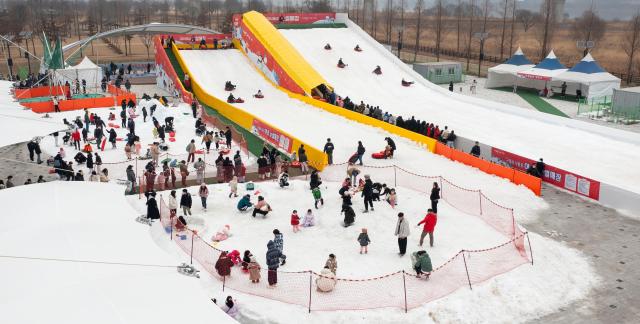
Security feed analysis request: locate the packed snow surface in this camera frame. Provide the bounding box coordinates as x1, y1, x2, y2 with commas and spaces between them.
0, 182, 236, 324
281, 27, 640, 195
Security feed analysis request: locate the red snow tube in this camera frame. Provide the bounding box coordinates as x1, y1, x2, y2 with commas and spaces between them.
290, 161, 301, 168
169, 131, 176, 137
169, 138, 176, 142
195, 149, 204, 154
219, 148, 231, 155
254, 94, 264, 99
371, 151, 387, 159
235, 98, 245, 103
337, 64, 346, 68
218, 140, 226, 145
107, 123, 120, 128
373, 70, 382, 75
116, 137, 124, 142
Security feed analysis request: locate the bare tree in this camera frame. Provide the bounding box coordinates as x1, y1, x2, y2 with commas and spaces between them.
623, 12, 640, 83
385, 0, 393, 44
537, 0, 557, 60
572, 8, 606, 56
456, 0, 462, 52
498, 0, 509, 60
432, 0, 445, 62
516, 9, 535, 32
413, 0, 424, 62
465, 0, 476, 71
508, 0, 516, 55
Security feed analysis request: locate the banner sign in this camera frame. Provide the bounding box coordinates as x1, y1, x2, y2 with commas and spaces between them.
158, 34, 231, 45
251, 119, 293, 152
233, 18, 305, 94
262, 13, 336, 25
491, 147, 600, 200
517, 72, 551, 81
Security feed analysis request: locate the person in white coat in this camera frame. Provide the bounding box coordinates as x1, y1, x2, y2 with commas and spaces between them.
228, 176, 238, 198
168, 190, 178, 218
394, 212, 410, 256
316, 266, 337, 292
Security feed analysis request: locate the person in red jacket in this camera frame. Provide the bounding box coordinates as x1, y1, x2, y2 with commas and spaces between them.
291, 210, 300, 233
71, 129, 81, 150
417, 209, 437, 247
215, 251, 234, 278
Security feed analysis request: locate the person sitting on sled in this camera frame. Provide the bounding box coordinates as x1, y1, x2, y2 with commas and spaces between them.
354, 44, 362, 52
401, 78, 414, 87
373, 65, 382, 75
225, 81, 236, 91
254, 90, 264, 98
324, 43, 332, 50
279, 170, 289, 188
383, 144, 393, 159
227, 93, 236, 103
337, 58, 347, 68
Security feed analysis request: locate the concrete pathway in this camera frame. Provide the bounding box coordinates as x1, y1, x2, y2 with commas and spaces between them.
526, 185, 640, 323
0, 142, 57, 186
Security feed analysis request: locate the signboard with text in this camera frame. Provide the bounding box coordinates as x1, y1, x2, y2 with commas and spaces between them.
251, 119, 293, 152
491, 147, 600, 200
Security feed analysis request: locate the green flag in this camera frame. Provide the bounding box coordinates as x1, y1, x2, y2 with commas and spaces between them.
48, 38, 64, 70
40, 32, 52, 72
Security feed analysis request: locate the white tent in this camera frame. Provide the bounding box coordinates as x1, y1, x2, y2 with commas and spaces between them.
516, 50, 568, 90
53, 57, 103, 92
555, 53, 621, 99
486, 47, 535, 88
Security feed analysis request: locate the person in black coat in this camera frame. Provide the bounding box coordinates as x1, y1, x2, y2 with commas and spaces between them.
385, 137, 396, 156
120, 107, 127, 127
470, 141, 481, 157
224, 127, 232, 149
535, 158, 545, 178
191, 101, 198, 118
323, 138, 335, 165
362, 175, 374, 212
108, 129, 117, 149
27, 141, 36, 162
342, 205, 355, 227
180, 189, 193, 216
146, 192, 160, 220
127, 118, 135, 136
309, 170, 321, 189
430, 182, 440, 213
356, 141, 366, 166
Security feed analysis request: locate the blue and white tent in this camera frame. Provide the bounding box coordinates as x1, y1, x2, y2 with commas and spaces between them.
556, 53, 620, 99
517, 50, 568, 81
486, 47, 535, 88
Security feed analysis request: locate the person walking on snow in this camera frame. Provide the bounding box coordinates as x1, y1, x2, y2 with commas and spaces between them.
180, 188, 192, 216
417, 209, 438, 247
323, 138, 334, 165
312, 186, 324, 209
194, 158, 205, 184
266, 240, 282, 287
430, 182, 440, 213
199, 183, 209, 210
229, 176, 238, 198
357, 228, 370, 254
362, 175, 374, 212
394, 212, 410, 256
356, 141, 365, 165
298, 144, 308, 174
186, 139, 196, 163
146, 192, 160, 220
215, 251, 234, 278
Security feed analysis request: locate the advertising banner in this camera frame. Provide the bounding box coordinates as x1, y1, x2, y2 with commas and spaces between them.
491, 147, 600, 200
516, 72, 551, 81
263, 12, 336, 25
235, 19, 305, 94
251, 119, 293, 152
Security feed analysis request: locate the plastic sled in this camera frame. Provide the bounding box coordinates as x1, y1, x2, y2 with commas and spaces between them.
116, 137, 124, 141
195, 149, 204, 154
373, 70, 382, 75
290, 161, 301, 168
219, 148, 231, 155
254, 95, 264, 99
371, 151, 390, 159
337, 64, 346, 69
168, 137, 176, 142
348, 153, 358, 164
234, 98, 245, 103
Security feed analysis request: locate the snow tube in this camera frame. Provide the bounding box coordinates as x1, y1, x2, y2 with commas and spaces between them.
253, 94, 264, 99
402, 81, 414, 87
195, 149, 204, 154
116, 137, 124, 142
354, 48, 362, 52
169, 131, 176, 137
234, 98, 245, 103
290, 161, 301, 168
219, 148, 231, 155
218, 140, 227, 145
348, 153, 358, 164
225, 86, 235, 91
337, 64, 346, 68
371, 151, 387, 159
107, 123, 120, 128
169, 137, 176, 142
373, 70, 382, 75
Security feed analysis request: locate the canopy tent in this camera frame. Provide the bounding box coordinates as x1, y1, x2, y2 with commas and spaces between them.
516, 50, 568, 90
52, 57, 103, 92
486, 47, 535, 88
555, 53, 621, 99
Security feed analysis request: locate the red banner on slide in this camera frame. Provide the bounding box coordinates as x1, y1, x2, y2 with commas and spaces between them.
158, 34, 231, 45
251, 119, 293, 152
263, 12, 336, 24
491, 148, 600, 200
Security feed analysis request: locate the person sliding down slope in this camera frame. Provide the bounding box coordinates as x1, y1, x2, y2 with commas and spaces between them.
224, 81, 236, 91
373, 65, 382, 75
337, 58, 347, 68
354, 44, 362, 52
324, 43, 332, 50
401, 78, 414, 87
254, 90, 264, 98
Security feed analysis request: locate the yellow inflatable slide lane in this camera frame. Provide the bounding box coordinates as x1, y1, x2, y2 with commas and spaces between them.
171, 43, 328, 171
242, 11, 332, 96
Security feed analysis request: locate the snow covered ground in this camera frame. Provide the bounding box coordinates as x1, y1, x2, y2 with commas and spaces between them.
128, 179, 598, 324
0, 81, 252, 182
0, 182, 237, 324
179, 49, 546, 223
280, 26, 640, 195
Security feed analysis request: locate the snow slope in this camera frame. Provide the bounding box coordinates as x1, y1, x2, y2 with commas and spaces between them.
179, 49, 546, 221
0, 182, 236, 324
280, 27, 640, 195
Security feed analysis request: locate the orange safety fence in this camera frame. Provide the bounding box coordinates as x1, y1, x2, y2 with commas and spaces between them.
153, 161, 533, 312
435, 142, 541, 196
13, 86, 69, 99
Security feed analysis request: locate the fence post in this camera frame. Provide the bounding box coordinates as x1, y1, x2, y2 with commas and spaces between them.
402, 270, 408, 313
393, 165, 397, 187
526, 232, 534, 266
461, 251, 472, 290
308, 270, 312, 313
223, 274, 226, 292
479, 191, 483, 215
190, 231, 194, 265
438, 176, 444, 199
